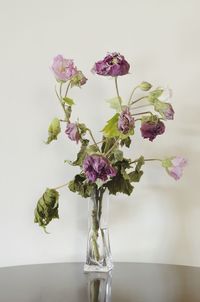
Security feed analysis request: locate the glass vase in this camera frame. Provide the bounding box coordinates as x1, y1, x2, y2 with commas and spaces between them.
84, 187, 113, 272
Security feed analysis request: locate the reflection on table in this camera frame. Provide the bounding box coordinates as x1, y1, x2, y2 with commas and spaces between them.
0, 262, 200, 302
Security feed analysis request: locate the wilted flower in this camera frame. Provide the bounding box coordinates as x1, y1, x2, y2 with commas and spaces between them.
92, 52, 130, 77
162, 156, 187, 180
154, 100, 175, 120
140, 117, 165, 141
71, 70, 87, 87
118, 107, 135, 134
65, 122, 80, 143
52, 55, 77, 82
83, 155, 116, 182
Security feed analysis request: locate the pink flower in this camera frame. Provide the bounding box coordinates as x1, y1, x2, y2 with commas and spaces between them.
65, 122, 80, 143
52, 55, 77, 82
92, 52, 130, 77
162, 156, 187, 180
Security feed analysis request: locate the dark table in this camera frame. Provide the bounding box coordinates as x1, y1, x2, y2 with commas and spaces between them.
0, 262, 200, 301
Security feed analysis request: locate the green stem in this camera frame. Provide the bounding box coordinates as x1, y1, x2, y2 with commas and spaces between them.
53, 182, 69, 190
115, 77, 122, 110
130, 96, 148, 106
131, 158, 162, 164
128, 85, 139, 105
132, 103, 151, 110
105, 137, 120, 157
55, 85, 69, 121
132, 111, 153, 117
91, 187, 106, 262
65, 81, 71, 97
87, 129, 100, 152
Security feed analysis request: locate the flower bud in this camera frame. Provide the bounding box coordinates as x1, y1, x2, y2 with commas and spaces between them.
71, 70, 87, 87
139, 81, 152, 91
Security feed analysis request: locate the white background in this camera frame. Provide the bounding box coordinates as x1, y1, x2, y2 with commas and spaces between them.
0, 0, 199, 268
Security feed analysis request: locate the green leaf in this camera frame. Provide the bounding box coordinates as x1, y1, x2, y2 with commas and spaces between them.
120, 137, 131, 148
148, 88, 164, 103
106, 97, 122, 112
63, 97, 75, 106
65, 139, 89, 167
87, 144, 100, 154
128, 170, 143, 182
78, 123, 87, 136
101, 137, 116, 154
135, 156, 145, 171
113, 149, 123, 162
128, 156, 145, 183
45, 118, 61, 144
34, 188, 59, 232
105, 173, 134, 196
153, 99, 170, 118
102, 113, 120, 138
68, 174, 96, 198
141, 114, 159, 124
104, 159, 134, 196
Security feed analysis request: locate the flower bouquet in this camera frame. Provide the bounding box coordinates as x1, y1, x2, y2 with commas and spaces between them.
34, 52, 187, 272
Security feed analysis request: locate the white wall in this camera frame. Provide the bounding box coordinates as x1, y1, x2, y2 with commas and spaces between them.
0, 0, 199, 268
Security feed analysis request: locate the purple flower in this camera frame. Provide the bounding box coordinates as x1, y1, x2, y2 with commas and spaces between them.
140, 119, 165, 141
163, 103, 174, 120
118, 107, 135, 134
65, 122, 80, 143
52, 55, 77, 82
162, 156, 187, 180
92, 52, 130, 77
71, 70, 87, 87
154, 100, 175, 120
83, 155, 116, 182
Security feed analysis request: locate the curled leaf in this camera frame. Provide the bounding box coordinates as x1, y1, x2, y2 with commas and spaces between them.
34, 188, 59, 232
68, 174, 95, 198
45, 118, 61, 144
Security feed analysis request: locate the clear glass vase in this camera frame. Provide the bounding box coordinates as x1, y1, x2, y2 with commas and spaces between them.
84, 187, 113, 272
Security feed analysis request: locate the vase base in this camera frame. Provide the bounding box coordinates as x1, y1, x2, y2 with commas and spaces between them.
84, 263, 113, 273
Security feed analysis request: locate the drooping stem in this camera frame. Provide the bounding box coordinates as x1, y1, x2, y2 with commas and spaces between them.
53, 182, 69, 190
115, 77, 122, 110
131, 158, 162, 164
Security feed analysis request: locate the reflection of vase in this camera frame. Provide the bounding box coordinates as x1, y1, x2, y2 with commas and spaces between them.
87, 272, 112, 302
84, 187, 113, 272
